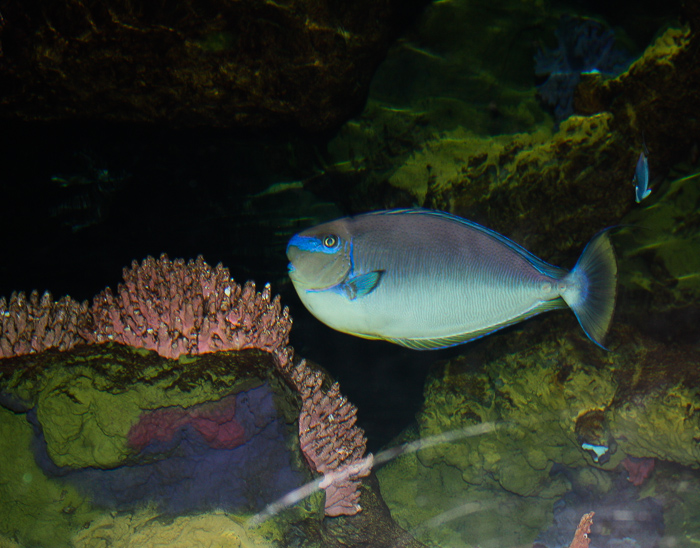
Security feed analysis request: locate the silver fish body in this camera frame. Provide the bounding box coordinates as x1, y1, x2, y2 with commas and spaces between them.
286, 209, 617, 349
634, 150, 651, 203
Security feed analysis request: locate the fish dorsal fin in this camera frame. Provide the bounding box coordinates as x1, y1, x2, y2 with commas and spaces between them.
384, 298, 567, 350
365, 209, 566, 279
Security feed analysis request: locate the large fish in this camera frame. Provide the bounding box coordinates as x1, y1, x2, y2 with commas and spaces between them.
286, 209, 617, 350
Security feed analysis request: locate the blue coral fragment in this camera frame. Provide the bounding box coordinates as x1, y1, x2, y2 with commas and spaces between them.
535, 15, 630, 122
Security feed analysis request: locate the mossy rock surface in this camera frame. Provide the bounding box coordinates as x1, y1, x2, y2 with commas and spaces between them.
0, 344, 298, 469
0, 405, 101, 548
378, 318, 700, 547
320, 15, 700, 270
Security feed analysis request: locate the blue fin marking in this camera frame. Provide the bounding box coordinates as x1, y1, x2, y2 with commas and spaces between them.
341, 270, 384, 300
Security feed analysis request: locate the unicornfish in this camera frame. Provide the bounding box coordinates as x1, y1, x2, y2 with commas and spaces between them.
286, 209, 617, 350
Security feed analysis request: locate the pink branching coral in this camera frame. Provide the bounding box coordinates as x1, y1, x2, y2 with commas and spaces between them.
86, 254, 292, 360
0, 290, 89, 358
285, 358, 373, 517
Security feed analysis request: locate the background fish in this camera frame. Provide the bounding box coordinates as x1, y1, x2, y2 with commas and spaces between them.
286, 209, 617, 349
633, 148, 651, 203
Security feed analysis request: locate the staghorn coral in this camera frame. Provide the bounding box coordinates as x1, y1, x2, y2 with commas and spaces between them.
0, 290, 88, 358
86, 254, 292, 360
284, 358, 372, 517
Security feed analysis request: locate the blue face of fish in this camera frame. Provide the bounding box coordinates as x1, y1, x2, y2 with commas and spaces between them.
286, 223, 353, 291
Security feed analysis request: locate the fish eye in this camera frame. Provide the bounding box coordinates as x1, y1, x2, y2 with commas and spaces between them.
322, 235, 339, 248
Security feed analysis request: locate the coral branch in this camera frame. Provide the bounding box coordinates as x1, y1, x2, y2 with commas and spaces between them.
0, 290, 89, 358
569, 512, 594, 548
86, 254, 292, 360
288, 358, 372, 516
1, 254, 370, 517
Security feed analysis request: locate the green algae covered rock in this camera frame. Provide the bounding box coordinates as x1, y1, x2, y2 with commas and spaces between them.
1, 344, 299, 470
615, 165, 700, 316
0, 405, 101, 548
377, 319, 700, 547
70, 509, 281, 548
0, 343, 311, 548
319, 8, 700, 267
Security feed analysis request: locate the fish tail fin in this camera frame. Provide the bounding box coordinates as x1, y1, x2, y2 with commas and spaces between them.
560, 230, 618, 349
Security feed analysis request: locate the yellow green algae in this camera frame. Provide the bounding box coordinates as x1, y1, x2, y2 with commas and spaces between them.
1, 345, 298, 470
70, 507, 287, 548
323, 17, 700, 268
615, 166, 700, 311
328, 87, 628, 262
386, 125, 553, 206
0, 406, 100, 547
377, 319, 700, 547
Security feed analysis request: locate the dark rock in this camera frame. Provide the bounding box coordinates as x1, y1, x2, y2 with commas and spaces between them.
0, 0, 428, 131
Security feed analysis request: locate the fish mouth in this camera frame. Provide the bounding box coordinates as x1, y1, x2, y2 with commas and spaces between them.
286, 259, 308, 288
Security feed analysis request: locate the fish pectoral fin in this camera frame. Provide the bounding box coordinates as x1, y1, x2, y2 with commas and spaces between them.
342, 270, 384, 300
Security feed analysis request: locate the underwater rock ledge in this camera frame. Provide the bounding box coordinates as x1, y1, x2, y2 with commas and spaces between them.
0, 0, 427, 131
377, 316, 700, 547
422, 11, 700, 261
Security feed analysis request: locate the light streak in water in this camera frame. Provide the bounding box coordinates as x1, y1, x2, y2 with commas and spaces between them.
249, 421, 501, 527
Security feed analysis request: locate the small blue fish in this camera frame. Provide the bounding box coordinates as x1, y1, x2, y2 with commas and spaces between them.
633, 146, 651, 203
286, 209, 617, 350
